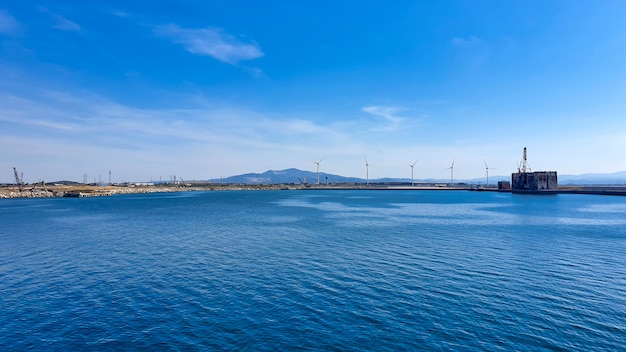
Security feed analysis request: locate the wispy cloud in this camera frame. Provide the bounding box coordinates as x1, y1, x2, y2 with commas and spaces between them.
451, 35, 483, 48
155, 24, 264, 64
0, 87, 348, 159
108, 10, 130, 18
362, 105, 405, 131
52, 16, 80, 32
0, 9, 22, 35
38, 7, 81, 32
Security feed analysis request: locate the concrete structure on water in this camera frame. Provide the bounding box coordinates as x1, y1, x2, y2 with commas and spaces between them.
511, 171, 558, 193
509, 147, 558, 194
498, 181, 511, 191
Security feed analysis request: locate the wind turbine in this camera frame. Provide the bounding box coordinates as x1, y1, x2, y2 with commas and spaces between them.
408, 160, 418, 186
447, 158, 455, 184
484, 160, 495, 186
364, 156, 369, 186
312, 156, 325, 185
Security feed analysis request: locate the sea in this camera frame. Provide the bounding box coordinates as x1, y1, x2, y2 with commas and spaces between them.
1, 190, 625, 351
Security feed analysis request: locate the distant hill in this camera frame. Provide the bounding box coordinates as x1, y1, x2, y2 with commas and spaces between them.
50, 180, 82, 185
209, 169, 626, 185
210, 168, 506, 185
558, 171, 626, 185
210, 168, 362, 184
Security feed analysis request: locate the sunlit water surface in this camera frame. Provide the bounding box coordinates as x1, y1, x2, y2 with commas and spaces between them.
1, 190, 625, 350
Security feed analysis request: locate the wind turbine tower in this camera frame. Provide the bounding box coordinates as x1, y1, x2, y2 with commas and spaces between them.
364, 156, 369, 186
448, 159, 455, 184
484, 160, 490, 186
312, 157, 325, 185
408, 160, 417, 186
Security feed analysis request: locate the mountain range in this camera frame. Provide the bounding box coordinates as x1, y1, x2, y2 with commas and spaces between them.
209, 169, 626, 185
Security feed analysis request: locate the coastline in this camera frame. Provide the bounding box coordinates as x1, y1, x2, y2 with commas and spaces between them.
3, 183, 626, 199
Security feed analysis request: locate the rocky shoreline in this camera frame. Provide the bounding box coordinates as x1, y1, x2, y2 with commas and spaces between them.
0, 184, 294, 199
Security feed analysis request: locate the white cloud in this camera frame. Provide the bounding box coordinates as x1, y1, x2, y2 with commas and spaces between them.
0, 9, 21, 35
362, 105, 405, 131
155, 24, 264, 64
281, 119, 329, 134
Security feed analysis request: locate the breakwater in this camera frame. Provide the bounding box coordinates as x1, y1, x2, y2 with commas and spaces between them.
551, 186, 626, 196
0, 184, 293, 199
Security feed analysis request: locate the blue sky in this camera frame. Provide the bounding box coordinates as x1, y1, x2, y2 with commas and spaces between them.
2, 1, 626, 183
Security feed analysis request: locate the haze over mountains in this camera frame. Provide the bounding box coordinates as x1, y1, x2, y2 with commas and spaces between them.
209, 169, 626, 185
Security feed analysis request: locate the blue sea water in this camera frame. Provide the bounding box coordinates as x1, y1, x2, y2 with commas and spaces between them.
1, 190, 625, 351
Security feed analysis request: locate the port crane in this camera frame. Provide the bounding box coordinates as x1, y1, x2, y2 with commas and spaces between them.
518, 147, 531, 173
13, 167, 24, 192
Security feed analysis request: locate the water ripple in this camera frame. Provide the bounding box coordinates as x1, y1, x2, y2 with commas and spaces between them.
1, 190, 625, 350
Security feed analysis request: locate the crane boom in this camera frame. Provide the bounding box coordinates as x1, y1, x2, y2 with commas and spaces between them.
519, 147, 531, 173
13, 167, 24, 192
